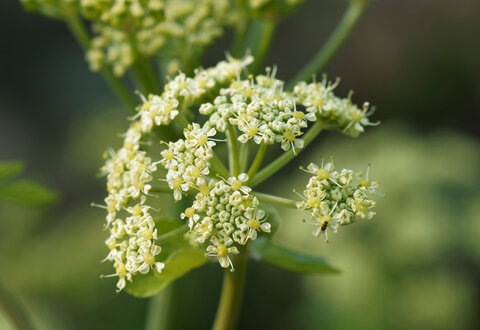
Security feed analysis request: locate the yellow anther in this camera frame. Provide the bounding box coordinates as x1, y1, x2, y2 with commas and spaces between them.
134, 180, 145, 190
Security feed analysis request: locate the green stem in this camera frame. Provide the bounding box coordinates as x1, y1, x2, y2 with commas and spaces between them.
227, 125, 240, 176
252, 191, 297, 209
65, 14, 137, 110
211, 153, 230, 179
247, 143, 267, 180
156, 225, 189, 244
251, 19, 277, 74
212, 254, 248, 330
144, 286, 173, 330
287, 0, 368, 89
251, 120, 325, 187
239, 142, 250, 173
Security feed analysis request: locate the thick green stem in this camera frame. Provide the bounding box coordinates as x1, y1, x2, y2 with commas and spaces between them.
227, 125, 240, 176
251, 120, 325, 187
144, 286, 173, 330
287, 0, 368, 89
65, 15, 137, 110
212, 254, 248, 330
252, 191, 297, 209
247, 143, 267, 180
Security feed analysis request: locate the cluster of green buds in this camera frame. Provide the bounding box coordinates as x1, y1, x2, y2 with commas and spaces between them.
96, 55, 380, 290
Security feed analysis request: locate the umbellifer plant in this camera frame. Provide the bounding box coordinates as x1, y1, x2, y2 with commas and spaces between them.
21, 0, 379, 329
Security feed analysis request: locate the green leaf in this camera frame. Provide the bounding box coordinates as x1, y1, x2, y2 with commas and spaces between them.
126, 218, 207, 298
0, 161, 24, 181
250, 238, 340, 274
0, 180, 57, 207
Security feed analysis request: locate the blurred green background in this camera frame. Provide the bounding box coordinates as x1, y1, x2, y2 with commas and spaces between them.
1, 0, 479, 329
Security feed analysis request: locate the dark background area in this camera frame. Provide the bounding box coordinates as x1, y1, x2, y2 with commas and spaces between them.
1, 0, 479, 329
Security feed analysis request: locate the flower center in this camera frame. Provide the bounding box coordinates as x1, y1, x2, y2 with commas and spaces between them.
184, 207, 195, 218
247, 218, 261, 230
143, 253, 156, 266
117, 263, 126, 278
312, 98, 324, 107
172, 177, 182, 189
360, 179, 371, 187
199, 185, 210, 196
164, 150, 174, 160
350, 110, 363, 122
246, 126, 258, 137
319, 214, 331, 225
292, 111, 305, 120
317, 168, 330, 180
191, 167, 201, 178
197, 134, 208, 146
141, 229, 153, 239
283, 131, 296, 142
307, 197, 321, 208
217, 244, 227, 258
132, 204, 142, 217
231, 179, 243, 191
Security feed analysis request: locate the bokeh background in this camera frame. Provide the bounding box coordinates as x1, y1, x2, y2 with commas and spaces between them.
1, 0, 479, 329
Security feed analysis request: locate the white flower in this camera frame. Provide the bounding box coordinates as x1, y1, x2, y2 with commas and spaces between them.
224, 173, 251, 195
239, 208, 270, 243
206, 237, 239, 271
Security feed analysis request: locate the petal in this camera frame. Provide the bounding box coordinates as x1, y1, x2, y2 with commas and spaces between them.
219, 257, 229, 268
260, 222, 271, 233
256, 209, 265, 219
155, 262, 165, 273
238, 173, 249, 182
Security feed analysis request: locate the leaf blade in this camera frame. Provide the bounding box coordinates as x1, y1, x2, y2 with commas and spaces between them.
250, 238, 340, 274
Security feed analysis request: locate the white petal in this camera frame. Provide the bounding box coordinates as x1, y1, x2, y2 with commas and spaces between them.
154, 262, 165, 273
238, 173, 249, 182
256, 209, 265, 219
260, 222, 271, 233
219, 257, 229, 268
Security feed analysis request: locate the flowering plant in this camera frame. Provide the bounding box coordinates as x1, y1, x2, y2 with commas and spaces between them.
21, 0, 379, 328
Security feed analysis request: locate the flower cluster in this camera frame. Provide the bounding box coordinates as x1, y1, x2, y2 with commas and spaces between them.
82, 0, 240, 76
160, 126, 272, 270
296, 161, 379, 242
135, 55, 254, 130
294, 78, 378, 138
98, 57, 255, 288
201, 68, 375, 154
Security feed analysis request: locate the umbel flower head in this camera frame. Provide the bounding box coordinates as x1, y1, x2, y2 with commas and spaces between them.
97, 55, 379, 290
